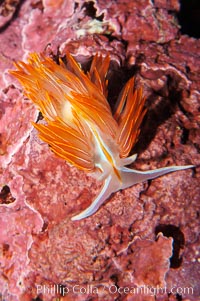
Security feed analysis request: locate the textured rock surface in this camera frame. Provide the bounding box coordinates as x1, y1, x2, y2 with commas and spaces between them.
0, 0, 199, 300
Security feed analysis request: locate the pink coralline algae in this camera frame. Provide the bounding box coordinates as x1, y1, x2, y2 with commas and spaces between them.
0, 1, 200, 301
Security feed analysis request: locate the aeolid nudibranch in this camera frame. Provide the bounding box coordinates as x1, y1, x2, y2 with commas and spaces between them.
11, 53, 194, 221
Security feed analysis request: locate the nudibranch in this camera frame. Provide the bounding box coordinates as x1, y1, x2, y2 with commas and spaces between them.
11, 53, 194, 221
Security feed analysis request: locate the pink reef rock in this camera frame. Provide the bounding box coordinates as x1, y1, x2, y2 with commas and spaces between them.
0, 0, 199, 301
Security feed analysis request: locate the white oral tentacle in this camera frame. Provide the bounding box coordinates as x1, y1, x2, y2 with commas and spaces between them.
120, 165, 194, 190
71, 175, 114, 221
71, 164, 194, 221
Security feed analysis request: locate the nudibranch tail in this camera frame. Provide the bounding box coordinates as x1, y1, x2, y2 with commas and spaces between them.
10, 52, 194, 221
